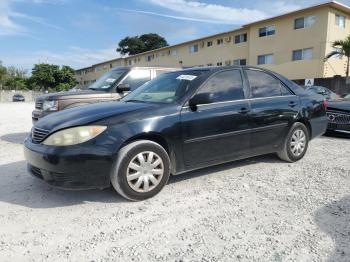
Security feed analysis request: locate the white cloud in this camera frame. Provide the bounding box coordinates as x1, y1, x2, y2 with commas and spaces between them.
1, 46, 121, 70
0, 0, 62, 36
0, 0, 26, 36
146, 0, 268, 24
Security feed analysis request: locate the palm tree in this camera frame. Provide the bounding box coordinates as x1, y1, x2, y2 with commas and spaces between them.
325, 35, 350, 77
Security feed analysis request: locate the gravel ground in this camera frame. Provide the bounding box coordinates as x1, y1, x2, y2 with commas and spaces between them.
0, 102, 349, 262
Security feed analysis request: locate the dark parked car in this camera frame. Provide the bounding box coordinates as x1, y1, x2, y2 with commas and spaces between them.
303, 86, 350, 135
24, 66, 328, 201
12, 93, 25, 102
326, 96, 350, 135
302, 85, 339, 100
32, 67, 177, 123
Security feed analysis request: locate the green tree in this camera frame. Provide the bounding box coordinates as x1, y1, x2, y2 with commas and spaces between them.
57, 65, 76, 89
117, 33, 169, 55
0, 61, 7, 90
3, 66, 28, 90
29, 64, 76, 91
30, 64, 59, 91
325, 35, 350, 77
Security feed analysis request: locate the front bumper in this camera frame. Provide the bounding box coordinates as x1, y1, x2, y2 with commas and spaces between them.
326, 111, 350, 135
24, 135, 114, 190
326, 123, 350, 135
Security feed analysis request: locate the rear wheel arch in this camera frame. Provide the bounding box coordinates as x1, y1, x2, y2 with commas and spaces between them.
297, 118, 312, 138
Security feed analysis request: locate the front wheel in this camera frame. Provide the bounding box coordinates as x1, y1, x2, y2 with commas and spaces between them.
111, 140, 170, 201
277, 122, 309, 162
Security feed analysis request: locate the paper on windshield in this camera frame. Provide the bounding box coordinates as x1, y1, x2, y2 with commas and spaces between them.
176, 75, 197, 81
100, 85, 110, 89
105, 78, 116, 83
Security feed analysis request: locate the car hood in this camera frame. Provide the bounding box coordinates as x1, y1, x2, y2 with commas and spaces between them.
328, 99, 350, 112
36, 90, 112, 101
35, 101, 157, 132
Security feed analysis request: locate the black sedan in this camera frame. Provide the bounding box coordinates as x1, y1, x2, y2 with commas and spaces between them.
326, 96, 350, 135
12, 94, 25, 102
24, 66, 328, 201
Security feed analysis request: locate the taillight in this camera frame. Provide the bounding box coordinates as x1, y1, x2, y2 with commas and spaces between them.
323, 100, 329, 109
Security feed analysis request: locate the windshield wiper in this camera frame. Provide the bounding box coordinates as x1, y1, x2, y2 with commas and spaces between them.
125, 99, 147, 103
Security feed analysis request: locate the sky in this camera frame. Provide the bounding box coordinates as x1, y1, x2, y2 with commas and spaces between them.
1, 0, 350, 71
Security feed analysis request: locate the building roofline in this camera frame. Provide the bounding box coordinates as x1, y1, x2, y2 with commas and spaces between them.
125, 1, 350, 59
76, 1, 350, 72
242, 1, 350, 27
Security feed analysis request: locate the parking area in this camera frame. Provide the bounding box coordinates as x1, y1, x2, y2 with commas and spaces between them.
0, 102, 349, 261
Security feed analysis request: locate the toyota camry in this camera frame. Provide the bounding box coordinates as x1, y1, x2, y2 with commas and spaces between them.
24, 66, 328, 201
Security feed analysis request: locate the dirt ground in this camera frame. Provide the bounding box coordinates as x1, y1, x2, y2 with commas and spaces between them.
0, 102, 349, 262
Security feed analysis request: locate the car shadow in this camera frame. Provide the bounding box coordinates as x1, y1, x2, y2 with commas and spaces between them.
315, 195, 350, 261
0, 132, 29, 144
0, 160, 127, 209
0, 154, 284, 209
323, 132, 350, 140
169, 153, 282, 184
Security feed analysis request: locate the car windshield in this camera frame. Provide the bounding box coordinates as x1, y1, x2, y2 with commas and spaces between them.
88, 69, 127, 91
122, 71, 205, 104
344, 94, 350, 100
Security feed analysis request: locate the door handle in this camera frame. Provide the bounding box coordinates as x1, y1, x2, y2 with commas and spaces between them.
239, 108, 250, 114
289, 101, 297, 107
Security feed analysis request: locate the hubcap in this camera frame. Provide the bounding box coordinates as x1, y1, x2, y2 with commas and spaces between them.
290, 129, 306, 157
126, 151, 164, 193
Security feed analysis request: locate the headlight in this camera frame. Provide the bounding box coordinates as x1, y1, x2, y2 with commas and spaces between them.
43, 100, 58, 111
43, 126, 107, 146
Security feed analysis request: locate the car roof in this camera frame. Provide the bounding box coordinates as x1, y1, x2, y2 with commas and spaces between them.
111, 66, 180, 71
174, 65, 275, 74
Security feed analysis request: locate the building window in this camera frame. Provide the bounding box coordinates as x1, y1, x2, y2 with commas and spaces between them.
292, 48, 313, 61
207, 63, 213, 66
234, 33, 247, 44
257, 54, 274, 65
225, 60, 232, 66
146, 54, 154, 62
207, 41, 213, 47
128, 60, 132, 66
259, 26, 275, 37
217, 39, 223, 45
217, 62, 223, 66
294, 16, 315, 29
189, 44, 199, 53
336, 14, 346, 28
233, 59, 247, 66
172, 49, 178, 56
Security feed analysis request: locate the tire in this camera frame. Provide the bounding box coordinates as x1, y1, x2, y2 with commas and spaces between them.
277, 122, 309, 163
111, 140, 170, 201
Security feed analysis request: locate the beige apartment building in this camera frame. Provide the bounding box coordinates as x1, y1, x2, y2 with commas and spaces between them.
75, 1, 350, 88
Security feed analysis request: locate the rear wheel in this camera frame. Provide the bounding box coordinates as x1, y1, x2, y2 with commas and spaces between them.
111, 140, 170, 201
277, 122, 309, 162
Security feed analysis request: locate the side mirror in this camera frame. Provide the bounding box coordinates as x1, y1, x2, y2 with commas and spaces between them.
189, 93, 213, 110
117, 83, 131, 92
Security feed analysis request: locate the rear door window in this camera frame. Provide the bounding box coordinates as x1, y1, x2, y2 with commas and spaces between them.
197, 70, 245, 102
245, 70, 290, 98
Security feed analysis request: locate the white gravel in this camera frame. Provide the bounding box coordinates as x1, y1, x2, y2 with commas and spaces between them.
0, 102, 349, 262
